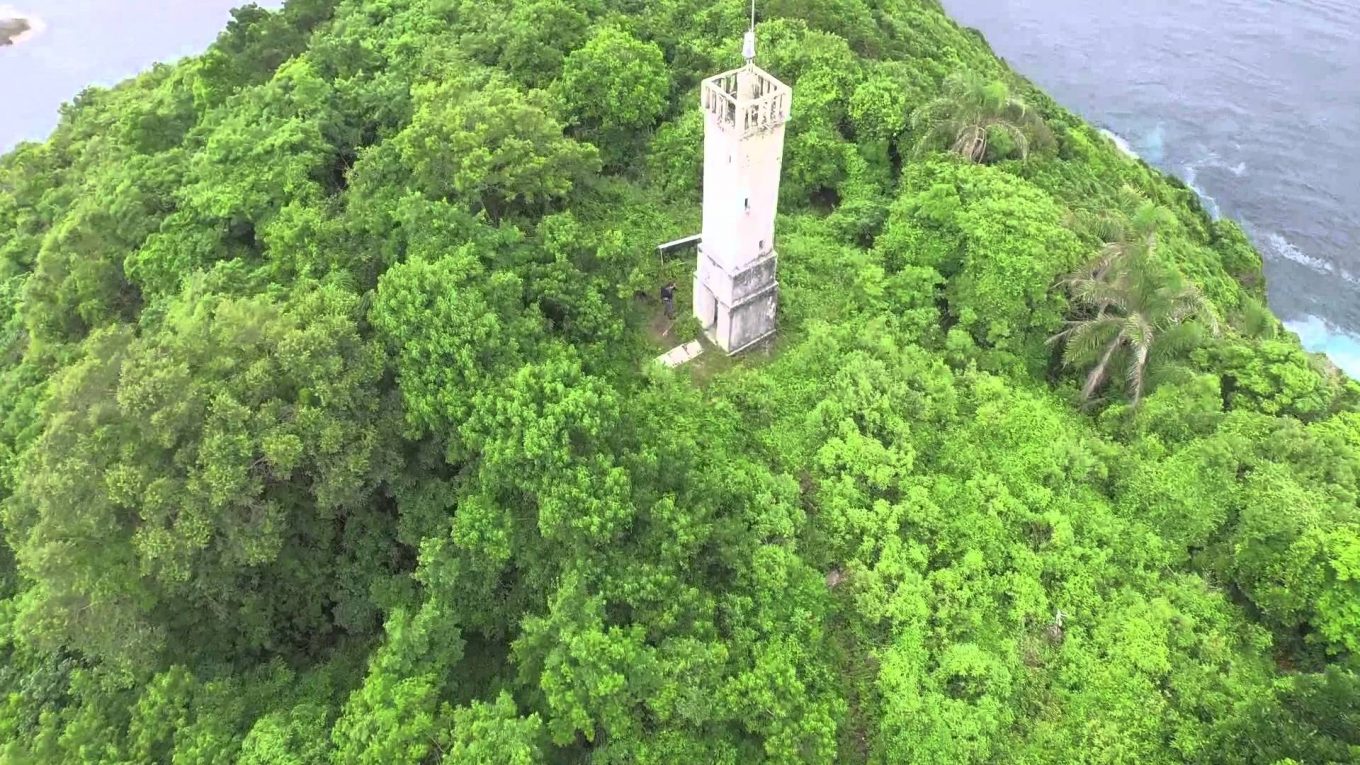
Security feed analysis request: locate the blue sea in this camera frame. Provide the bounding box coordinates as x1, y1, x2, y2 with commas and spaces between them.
0, 0, 283, 149
941, 0, 1360, 377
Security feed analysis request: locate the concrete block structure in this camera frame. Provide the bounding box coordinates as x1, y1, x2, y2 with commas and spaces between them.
692, 33, 792, 354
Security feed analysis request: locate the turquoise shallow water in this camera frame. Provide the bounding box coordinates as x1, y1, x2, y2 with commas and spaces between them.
940, 0, 1360, 377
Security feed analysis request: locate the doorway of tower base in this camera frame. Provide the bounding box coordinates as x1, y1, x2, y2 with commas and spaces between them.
692, 276, 718, 331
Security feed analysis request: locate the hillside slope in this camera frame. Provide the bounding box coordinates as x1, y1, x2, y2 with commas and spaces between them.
0, 1, 1357, 762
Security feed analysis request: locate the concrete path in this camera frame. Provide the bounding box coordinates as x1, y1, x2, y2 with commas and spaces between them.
656, 340, 705, 368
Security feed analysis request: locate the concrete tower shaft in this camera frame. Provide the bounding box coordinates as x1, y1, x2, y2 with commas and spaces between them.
692, 62, 792, 354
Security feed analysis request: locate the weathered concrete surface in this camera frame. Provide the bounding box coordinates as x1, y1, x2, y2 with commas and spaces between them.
727, 283, 778, 352
656, 340, 705, 368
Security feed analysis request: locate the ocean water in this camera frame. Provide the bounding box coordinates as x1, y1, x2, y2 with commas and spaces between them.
0, 1, 283, 150
941, 0, 1360, 377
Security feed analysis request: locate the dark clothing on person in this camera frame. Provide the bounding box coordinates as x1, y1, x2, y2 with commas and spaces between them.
660, 284, 677, 319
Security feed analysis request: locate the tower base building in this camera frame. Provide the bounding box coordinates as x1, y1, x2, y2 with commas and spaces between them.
693, 247, 779, 354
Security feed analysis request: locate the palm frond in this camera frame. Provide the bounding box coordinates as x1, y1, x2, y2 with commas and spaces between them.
1126, 339, 1151, 405
1167, 287, 1220, 334
909, 98, 954, 132
1054, 315, 1121, 363
907, 70, 1048, 164
1080, 337, 1123, 401
1069, 278, 1134, 315
1055, 208, 1226, 406
1122, 313, 1155, 353
1155, 321, 1207, 356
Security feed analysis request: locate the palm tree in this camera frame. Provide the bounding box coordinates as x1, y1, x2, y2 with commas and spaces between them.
1065, 187, 1176, 282
910, 71, 1051, 163
1051, 254, 1219, 406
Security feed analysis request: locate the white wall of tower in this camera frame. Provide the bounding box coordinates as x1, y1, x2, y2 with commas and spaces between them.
700, 113, 786, 273
693, 60, 791, 353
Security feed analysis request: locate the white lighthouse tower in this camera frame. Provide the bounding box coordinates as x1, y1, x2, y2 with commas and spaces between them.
692, 16, 792, 354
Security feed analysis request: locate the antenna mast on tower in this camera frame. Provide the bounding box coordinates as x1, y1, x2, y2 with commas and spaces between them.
743, 0, 757, 62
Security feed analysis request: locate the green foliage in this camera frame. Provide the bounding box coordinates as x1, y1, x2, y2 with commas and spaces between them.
0, 1, 1355, 763
911, 71, 1054, 163
1218, 459, 1360, 655
333, 600, 464, 764
1215, 338, 1346, 420
646, 109, 703, 198
558, 26, 671, 163
849, 69, 910, 144
878, 159, 1084, 364
5, 284, 396, 667
396, 77, 601, 220
371, 248, 531, 453
1212, 218, 1267, 296
490, 0, 595, 88
514, 574, 659, 746
446, 692, 545, 764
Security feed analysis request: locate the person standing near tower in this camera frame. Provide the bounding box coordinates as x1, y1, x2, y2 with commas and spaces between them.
660, 280, 677, 319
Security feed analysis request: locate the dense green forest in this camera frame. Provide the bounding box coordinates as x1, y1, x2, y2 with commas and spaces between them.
1, 0, 1358, 762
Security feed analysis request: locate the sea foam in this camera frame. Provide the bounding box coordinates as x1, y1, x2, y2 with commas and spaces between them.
1286, 315, 1360, 379
1182, 163, 1223, 220
1266, 232, 1360, 285
1100, 129, 1139, 160
1180, 147, 1248, 221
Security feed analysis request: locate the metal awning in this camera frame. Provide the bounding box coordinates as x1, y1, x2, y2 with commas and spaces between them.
657, 234, 701, 254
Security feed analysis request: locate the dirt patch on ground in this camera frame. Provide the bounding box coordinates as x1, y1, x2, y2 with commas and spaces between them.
644, 305, 683, 347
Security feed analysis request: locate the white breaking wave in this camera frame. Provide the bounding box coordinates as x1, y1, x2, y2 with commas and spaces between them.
0, 5, 45, 47
1182, 163, 1223, 220
1100, 128, 1140, 160
1286, 315, 1360, 379
1180, 147, 1248, 220
1265, 232, 1360, 285
1142, 123, 1166, 164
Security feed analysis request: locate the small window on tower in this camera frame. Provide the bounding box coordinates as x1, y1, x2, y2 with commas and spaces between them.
744, 198, 750, 211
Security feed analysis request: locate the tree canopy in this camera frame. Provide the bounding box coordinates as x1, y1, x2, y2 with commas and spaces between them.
0, 1, 1356, 763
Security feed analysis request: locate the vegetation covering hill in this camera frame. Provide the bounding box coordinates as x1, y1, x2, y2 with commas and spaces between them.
0, 0, 1357, 762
